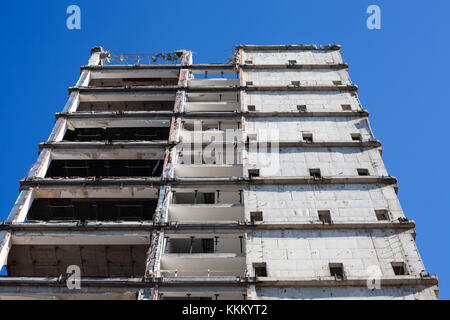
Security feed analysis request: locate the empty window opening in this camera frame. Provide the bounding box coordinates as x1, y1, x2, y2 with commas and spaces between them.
250, 211, 263, 222
244, 60, 253, 64
351, 133, 362, 142
392, 262, 409, 275
63, 127, 170, 142
248, 169, 260, 178
341, 104, 352, 111
329, 263, 344, 279
246, 81, 253, 86
253, 263, 267, 277
291, 81, 300, 87
318, 210, 332, 224
288, 60, 297, 65
167, 238, 216, 254
357, 168, 370, 176
7, 244, 148, 278
247, 105, 256, 112
172, 190, 242, 205
77, 100, 174, 112
45, 160, 163, 178
333, 80, 342, 85
297, 105, 307, 112
303, 133, 313, 143
309, 169, 322, 180
89, 77, 178, 87
28, 198, 157, 221
375, 209, 390, 221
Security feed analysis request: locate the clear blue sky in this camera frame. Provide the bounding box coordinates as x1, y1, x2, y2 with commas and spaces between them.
0, 0, 448, 299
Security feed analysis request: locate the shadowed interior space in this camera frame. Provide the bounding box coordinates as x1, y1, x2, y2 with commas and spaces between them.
45, 160, 163, 178
27, 198, 157, 221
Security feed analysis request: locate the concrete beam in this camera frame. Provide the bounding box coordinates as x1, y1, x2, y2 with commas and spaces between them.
0, 231, 11, 270
236, 44, 341, 51
11, 230, 150, 246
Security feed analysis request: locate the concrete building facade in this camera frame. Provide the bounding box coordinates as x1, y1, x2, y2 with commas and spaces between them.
0, 45, 438, 300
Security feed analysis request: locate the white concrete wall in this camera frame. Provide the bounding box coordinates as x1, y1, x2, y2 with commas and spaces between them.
246, 117, 373, 141
244, 91, 361, 112
256, 286, 437, 300
248, 147, 387, 177
244, 69, 350, 86
246, 229, 424, 278
243, 50, 343, 65
244, 185, 403, 222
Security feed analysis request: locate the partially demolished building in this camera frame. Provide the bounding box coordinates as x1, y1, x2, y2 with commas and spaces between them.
0, 45, 438, 300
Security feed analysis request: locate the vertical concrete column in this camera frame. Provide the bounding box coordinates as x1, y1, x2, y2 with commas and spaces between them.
0, 231, 12, 271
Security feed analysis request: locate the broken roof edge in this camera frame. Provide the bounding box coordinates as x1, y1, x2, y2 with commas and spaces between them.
235, 44, 341, 51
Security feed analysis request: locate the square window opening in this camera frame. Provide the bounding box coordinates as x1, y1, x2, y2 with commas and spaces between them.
309, 169, 322, 180
329, 263, 344, 279
318, 210, 332, 224
250, 211, 263, 222
357, 168, 370, 176
253, 263, 267, 277
392, 262, 409, 275
375, 209, 390, 221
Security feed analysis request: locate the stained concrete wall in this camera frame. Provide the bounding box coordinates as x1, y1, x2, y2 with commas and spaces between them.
248, 147, 387, 177
244, 69, 351, 86
244, 184, 403, 222
246, 229, 424, 278
242, 50, 343, 65
244, 91, 361, 112
256, 286, 438, 300
246, 117, 373, 141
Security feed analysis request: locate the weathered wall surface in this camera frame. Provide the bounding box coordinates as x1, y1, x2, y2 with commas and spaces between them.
244, 184, 402, 222
244, 91, 361, 112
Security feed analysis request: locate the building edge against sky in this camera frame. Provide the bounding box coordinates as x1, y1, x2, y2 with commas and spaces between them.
0, 44, 438, 300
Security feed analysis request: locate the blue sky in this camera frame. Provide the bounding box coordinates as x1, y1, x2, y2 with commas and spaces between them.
0, 0, 449, 299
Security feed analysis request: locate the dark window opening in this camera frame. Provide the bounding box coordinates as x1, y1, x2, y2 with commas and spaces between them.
318, 210, 332, 224
303, 133, 313, 143
247, 105, 256, 112
168, 238, 216, 254
288, 60, 297, 65
248, 169, 260, 178
246, 81, 253, 86
28, 198, 157, 221
77, 101, 174, 112
89, 77, 178, 87
309, 169, 322, 180
297, 105, 307, 112
341, 104, 352, 111
7, 245, 148, 277
63, 127, 170, 142
329, 263, 344, 279
333, 80, 342, 85
45, 160, 163, 178
291, 81, 300, 87
375, 209, 390, 221
253, 263, 267, 277
202, 239, 215, 254
351, 133, 362, 141
392, 262, 409, 275
250, 211, 263, 222
357, 168, 370, 176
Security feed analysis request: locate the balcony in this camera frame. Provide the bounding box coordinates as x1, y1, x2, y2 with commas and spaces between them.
159, 235, 246, 278
169, 190, 244, 223
187, 78, 240, 88
184, 102, 240, 112
88, 70, 179, 87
